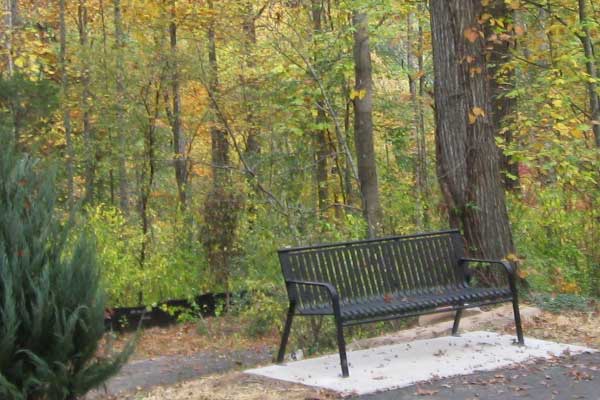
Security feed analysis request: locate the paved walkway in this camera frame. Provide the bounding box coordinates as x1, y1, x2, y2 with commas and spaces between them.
357, 352, 599, 400
88, 346, 273, 399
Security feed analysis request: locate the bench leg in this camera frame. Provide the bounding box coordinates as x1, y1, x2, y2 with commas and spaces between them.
277, 302, 296, 363
335, 316, 349, 378
452, 308, 463, 336
512, 296, 525, 345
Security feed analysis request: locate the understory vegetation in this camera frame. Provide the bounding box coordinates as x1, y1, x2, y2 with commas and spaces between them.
0, 0, 598, 334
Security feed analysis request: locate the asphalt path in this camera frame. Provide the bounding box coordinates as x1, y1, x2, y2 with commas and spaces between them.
356, 352, 599, 400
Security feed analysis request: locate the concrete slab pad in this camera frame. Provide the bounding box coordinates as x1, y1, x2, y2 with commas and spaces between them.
246, 331, 595, 396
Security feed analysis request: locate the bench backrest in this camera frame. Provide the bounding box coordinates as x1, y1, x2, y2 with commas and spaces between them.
278, 230, 465, 309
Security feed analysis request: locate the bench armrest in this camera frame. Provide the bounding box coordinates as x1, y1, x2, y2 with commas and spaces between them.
285, 279, 339, 301
458, 258, 517, 291
459, 258, 515, 276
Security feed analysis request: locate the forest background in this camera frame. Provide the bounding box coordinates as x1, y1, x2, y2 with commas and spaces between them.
1, 0, 598, 318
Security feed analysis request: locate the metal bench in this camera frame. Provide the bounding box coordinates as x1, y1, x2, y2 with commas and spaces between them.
276, 229, 524, 377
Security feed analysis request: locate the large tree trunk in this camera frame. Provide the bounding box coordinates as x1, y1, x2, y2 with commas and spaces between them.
578, 0, 600, 148
168, 2, 189, 209
430, 0, 515, 270
79, 0, 95, 203
59, 0, 74, 209
352, 11, 382, 238
486, 0, 520, 191
114, 0, 129, 213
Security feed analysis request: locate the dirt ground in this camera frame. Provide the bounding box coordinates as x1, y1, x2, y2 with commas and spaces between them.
107, 315, 281, 361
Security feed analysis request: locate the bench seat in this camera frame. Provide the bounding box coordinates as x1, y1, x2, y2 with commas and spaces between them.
299, 286, 512, 321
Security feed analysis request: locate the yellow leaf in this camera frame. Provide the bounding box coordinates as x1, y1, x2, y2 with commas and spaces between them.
472, 106, 486, 117
571, 130, 584, 139
468, 112, 477, 124
464, 28, 480, 43
505, 253, 522, 263
514, 26, 525, 36
517, 269, 529, 279
14, 57, 26, 68
350, 89, 367, 100
481, 0, 491, 5
554, 122, 569, 135
470, 66, 482, 77
480, 13, 493, 23
469, 107, 486, 124
508, 0, 521, 10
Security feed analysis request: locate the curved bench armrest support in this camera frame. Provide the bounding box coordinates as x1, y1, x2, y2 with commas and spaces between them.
285, 279, 341, 307
459, 258, 515, 276
458, 258, 517, 290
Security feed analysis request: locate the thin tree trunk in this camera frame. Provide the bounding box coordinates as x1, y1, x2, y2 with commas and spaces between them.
79, 0, 95, 203
59, 0, 74, 209
315, 106, 329, 213
311, 0, 329, 214
138, 80, 160, 306
407, 12, 427, 229
5, 0, 20, 142
417, 8, 430, 228
242, 1, 260, 157
207, 2, 229, 181
100, 0, 114, 204
578, 0, 600, 147
3, 0, 15, 77
353, 11, 382, 238
168, 1, 188, 209
203, 0, 239, 312
343, 82, 355, 206
430, 0, 515, 275
114, 0, 129, 213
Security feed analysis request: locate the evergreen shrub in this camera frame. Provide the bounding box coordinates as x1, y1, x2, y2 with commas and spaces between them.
0, 133, 132, 400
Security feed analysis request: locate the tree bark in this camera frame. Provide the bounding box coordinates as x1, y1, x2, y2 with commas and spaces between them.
168, 1, 189, 209
578, 0, 600, 148
59, 0, 74, 209
114, 0, 129, 213
430, 0, 515, 268
353, 11, 382, 238
486, 0, 520, 191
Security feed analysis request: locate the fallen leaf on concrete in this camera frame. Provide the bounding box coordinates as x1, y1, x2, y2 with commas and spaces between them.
415, 386, 439, 396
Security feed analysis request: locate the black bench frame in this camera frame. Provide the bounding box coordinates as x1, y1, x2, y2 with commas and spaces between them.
275, 229, 524, 377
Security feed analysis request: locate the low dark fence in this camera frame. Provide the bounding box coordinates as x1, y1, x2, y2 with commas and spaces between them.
104, 292, 231, 332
